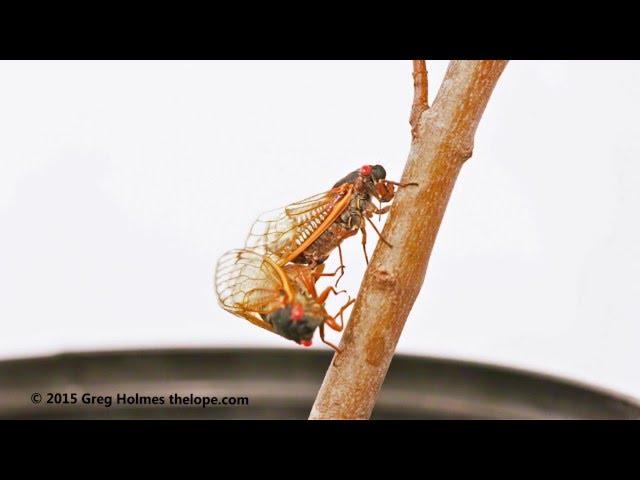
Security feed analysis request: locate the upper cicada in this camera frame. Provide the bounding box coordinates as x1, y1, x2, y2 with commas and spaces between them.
246, 164, 416, 278
215, 248, 353, 350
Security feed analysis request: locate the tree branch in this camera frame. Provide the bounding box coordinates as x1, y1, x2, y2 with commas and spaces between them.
309, 60, 508, 420
409, 60, 428, 142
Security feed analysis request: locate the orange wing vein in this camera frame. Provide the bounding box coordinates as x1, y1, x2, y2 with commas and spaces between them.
214, 248, 294, 332
245, 184, 354, 265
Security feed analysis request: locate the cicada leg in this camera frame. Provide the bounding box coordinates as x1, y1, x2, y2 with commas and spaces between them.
317, 265, 345, 278
332, 229, 358, 286
316, 285, 348, 304
335, 244, 346, 287
360, 220, 369, 265
365, 215, 392, 248
317, 258, 346, 288
319, 324, 342, 353
359, 206, 391, 264
321, 296, 357, 363
325, 297, 355, 331
385, 180, 419, 188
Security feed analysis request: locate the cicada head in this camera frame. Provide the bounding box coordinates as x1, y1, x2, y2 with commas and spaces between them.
357, 164, 386, 181
362, 165, 394, 202
266, 303, 324, 347
334, 164, 386, 190
370, 164, 387, 182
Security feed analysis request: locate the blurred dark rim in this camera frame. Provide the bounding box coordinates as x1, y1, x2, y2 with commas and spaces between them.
1, 347, 639, 419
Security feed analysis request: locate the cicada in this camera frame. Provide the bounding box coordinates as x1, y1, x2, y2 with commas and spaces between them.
215, 248, 353, 350
246, 164, 416, 281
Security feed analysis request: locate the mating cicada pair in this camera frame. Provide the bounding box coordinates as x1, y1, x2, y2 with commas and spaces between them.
214, 164, 416, 351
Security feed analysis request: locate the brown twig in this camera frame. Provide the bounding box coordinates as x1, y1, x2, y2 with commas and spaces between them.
309, 60, 508, 419
410, 60, 429, 142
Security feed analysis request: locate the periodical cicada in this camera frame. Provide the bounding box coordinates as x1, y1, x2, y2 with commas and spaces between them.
245, 164, 416, 282
214, 248, 354, 350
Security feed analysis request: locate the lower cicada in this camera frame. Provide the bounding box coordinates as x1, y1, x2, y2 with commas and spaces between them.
215, 248, 353, 350
246, 164, 416, 281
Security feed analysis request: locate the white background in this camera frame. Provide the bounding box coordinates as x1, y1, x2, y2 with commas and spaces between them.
0, 61, 638, 399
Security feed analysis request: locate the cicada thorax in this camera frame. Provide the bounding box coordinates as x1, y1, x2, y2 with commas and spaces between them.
262, 264, 330, 345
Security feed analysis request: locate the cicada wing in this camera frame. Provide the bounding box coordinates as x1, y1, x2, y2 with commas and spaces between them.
215, 248, 293, 332
225, 308, 275, 333
245, 184, 353, 264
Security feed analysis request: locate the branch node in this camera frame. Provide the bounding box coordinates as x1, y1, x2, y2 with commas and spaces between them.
443, 139, 475, 165
460, 145, 474, 162
372, 269, 396, 289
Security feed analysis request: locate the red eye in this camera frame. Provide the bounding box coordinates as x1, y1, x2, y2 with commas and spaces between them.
360, 165, 372, 176
300, 339, 312, 347
290, 304, 304, 322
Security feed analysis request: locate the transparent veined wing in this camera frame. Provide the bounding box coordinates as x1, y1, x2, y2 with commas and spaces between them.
214, 248, 294, 332
245, 184, 353, 264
